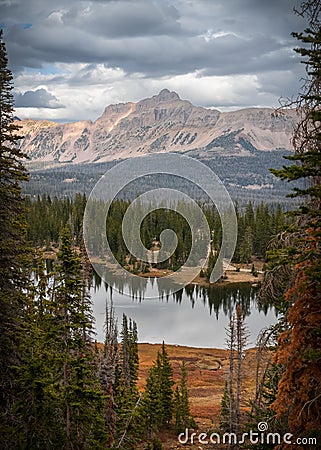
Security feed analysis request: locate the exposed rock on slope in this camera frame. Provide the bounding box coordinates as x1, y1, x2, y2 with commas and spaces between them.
17, 89, 296, 165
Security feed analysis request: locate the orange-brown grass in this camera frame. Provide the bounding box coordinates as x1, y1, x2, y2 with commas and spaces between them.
138, 343, 258, 422
96, 342, 261, 449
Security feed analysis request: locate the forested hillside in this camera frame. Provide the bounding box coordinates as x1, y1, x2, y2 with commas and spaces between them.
22, 150, 299, 206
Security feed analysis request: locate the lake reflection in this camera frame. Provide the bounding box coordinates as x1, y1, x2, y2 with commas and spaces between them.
91, 276, 277, 348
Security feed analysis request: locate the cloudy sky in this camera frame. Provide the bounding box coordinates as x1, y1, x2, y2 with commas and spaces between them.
1, 0, 307, 122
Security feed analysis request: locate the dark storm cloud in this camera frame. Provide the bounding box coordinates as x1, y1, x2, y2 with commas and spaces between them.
2, 0, 304, 76
60, 1, 182, 38
14, 88, 64, 108
1, 0, 309, 117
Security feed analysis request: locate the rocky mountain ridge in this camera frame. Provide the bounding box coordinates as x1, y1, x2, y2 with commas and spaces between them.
16, 89, 296, 166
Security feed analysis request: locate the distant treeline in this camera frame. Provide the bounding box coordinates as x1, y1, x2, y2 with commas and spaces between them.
26, 194, 290, 277
23, 150, 301, 206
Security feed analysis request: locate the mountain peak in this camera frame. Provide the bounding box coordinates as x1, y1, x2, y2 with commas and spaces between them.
156, 88, 180, 102
17, 91, 296, 166
135, 89, 182, 111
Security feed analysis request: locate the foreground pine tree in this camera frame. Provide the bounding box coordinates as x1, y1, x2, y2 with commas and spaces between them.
142, 364, 164, 439
0, 29, 30, 445
219, 382, 231, 433
13, 229, 109, 449
142, 342, 175, 438
174, 361, 194, 433
54, 226, 109, 449
259, 1, 321, 447
157, 342, 175, 426
13, 256, 61, 448
115, 314, 142, 448
99, 299, 118, 446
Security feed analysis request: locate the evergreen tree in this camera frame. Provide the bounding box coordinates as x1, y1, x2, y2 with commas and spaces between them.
223, 307, 248, 443
0, 29, 30, 444
206, 250, 223, 282
179, 362, 191, 428
244, 201, 255, 229
256, 2, 321, 447
119, 314, 131, 388
232, 203, 242, 263
141, 343, 175, 437
254, 203, 271, 257
239, 225, 253, 263
99, 299, 118, 446
116, 314, 139, 398
11, 230, 108, 449
158, 342, 175, 426
12, 256, 65, 448
128, 318, 139, 391
174, 386, 183, 433
225, 316, 236, 436
247, 363, 287, 449
53, 227, 108, 448
219, 382, 230, 433
174, 361, 194, 433
25, 193, 288, 277
267, 1, 321, 443
144, 436, 163, 450
115, 314, 141, 448
142, 365, 164, 438
235, 304, 248, 437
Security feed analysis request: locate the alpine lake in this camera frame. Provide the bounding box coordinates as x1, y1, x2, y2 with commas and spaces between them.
90, 272, 277, 348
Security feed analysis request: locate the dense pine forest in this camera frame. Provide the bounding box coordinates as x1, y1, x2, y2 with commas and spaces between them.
1, 1, 321, 449
22, 151, 299, 206
25, 193, 288, 277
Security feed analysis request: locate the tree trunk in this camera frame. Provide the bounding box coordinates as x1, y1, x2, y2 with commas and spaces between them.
63, 360, 71, 450
228, 318, 235, 436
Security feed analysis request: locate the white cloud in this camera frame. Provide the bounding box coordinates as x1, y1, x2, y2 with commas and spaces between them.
14, 65, 286, 122
5, 0, 307, 121
14, 88, 64, 108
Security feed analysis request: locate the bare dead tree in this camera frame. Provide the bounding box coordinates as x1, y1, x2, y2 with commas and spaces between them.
223, 306, 249, 447
257, 231, 299, 310
99, 297, 118, 446
235, 304, 249, 438
253, 325, 280, 412
225, 316, 236, 437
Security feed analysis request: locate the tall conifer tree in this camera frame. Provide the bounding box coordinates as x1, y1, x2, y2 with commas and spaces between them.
99, 299, 118, 446
141, 342, 175, 438
158, 342, 174, 426
115, 314, 141, 447
264, 1, 321, 444
54, 226, 108, 449
173, 361, 193, 433
0, 28, 30, 439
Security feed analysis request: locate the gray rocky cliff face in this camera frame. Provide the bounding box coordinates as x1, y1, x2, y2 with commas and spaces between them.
17, 89, 296, 165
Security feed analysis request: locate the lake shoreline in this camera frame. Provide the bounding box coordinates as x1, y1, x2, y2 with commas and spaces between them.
139, 266, 263, 287
42, 249, 264, 287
